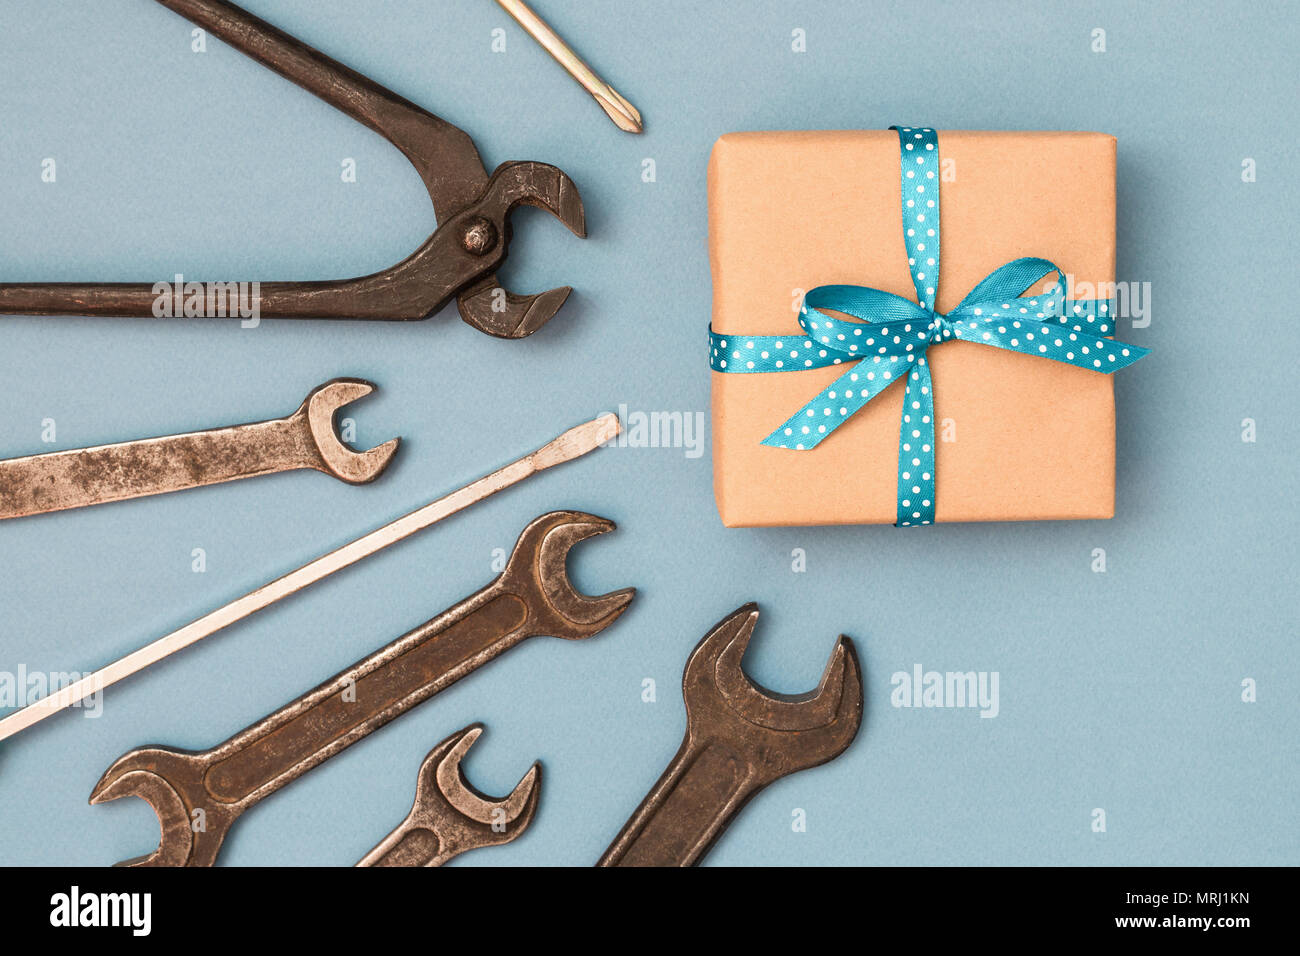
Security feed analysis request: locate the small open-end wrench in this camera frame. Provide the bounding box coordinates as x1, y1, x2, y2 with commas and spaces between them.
89, 511, 633, 866
357, 724, 540, 867
598, 603, 863, 867
0, 378, 398, 520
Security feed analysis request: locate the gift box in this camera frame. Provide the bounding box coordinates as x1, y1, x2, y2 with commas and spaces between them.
708, 128, 1146, 527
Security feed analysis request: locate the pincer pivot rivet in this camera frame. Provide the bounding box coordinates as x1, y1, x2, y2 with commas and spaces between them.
461, 217, 499, 256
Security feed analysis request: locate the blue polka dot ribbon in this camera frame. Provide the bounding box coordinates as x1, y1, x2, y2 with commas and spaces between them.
708, 126, 1150, 527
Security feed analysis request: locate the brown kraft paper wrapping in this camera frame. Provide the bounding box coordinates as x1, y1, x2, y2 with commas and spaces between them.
709, 129, 1119, 526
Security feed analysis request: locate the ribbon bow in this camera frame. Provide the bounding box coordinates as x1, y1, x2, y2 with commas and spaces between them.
708, 126, 1149, 526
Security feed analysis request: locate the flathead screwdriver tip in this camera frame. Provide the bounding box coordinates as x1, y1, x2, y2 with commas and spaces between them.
533, 413, 621, 471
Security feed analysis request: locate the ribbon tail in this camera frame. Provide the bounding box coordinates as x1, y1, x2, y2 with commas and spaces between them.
760, 360, 901, 449
895, 359, 937, 527
951, 317, 1150, 372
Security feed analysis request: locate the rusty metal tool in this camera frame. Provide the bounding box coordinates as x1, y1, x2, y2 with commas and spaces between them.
0, 0, 586, 338
598, 603, 863, 867
495, 0, 643, 134
0, 378, 398, 521
0, 413, 620, 743
357, 724, 540, 867
89, 510, 633, 866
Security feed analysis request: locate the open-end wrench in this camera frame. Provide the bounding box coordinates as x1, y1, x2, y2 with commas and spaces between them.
0, 378, 398, 520
357, 724, 540, 867
89, 511, 633, 866
598, 603, 863, 867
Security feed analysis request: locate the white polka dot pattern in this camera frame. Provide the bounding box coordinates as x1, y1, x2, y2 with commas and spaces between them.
708, 126, 1150, 527
898, 127, 941, 311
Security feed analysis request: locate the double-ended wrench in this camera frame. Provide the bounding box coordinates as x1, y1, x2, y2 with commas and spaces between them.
357, 724, 541, 867
599, 604, 863, 867
0, 378, 397, 520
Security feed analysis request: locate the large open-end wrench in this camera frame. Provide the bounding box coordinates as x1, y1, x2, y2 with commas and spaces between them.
598, 603, 863, 867
357, 724, 540, 867
0, 378, 398, 520
89, 511, 633, 866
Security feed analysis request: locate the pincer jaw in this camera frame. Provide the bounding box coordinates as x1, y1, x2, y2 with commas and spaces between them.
485, 161, 586, 240
458, 282, 574, 339
454, 162, 585, 339
301, 377, 401, 484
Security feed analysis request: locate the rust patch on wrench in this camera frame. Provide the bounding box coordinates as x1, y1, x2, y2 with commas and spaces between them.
0, 378, 398, 520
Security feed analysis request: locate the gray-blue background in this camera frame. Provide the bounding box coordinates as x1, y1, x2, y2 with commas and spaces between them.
1, 0, 1295, 866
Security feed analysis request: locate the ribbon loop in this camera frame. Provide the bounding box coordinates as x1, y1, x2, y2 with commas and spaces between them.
953, 257, 1064, 314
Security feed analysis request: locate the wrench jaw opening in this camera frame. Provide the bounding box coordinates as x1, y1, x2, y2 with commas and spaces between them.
358, 724, 542, 867
431, 725, 542, 854
89, 747, 230, 868
499, 511, 636, 641
684, 604, 865, 772
598, 607, 862, 869
455, 162, 586, 339
298, 378, 401, 484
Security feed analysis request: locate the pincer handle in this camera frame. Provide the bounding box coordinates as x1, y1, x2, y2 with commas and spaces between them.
153, 0, 484, 207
